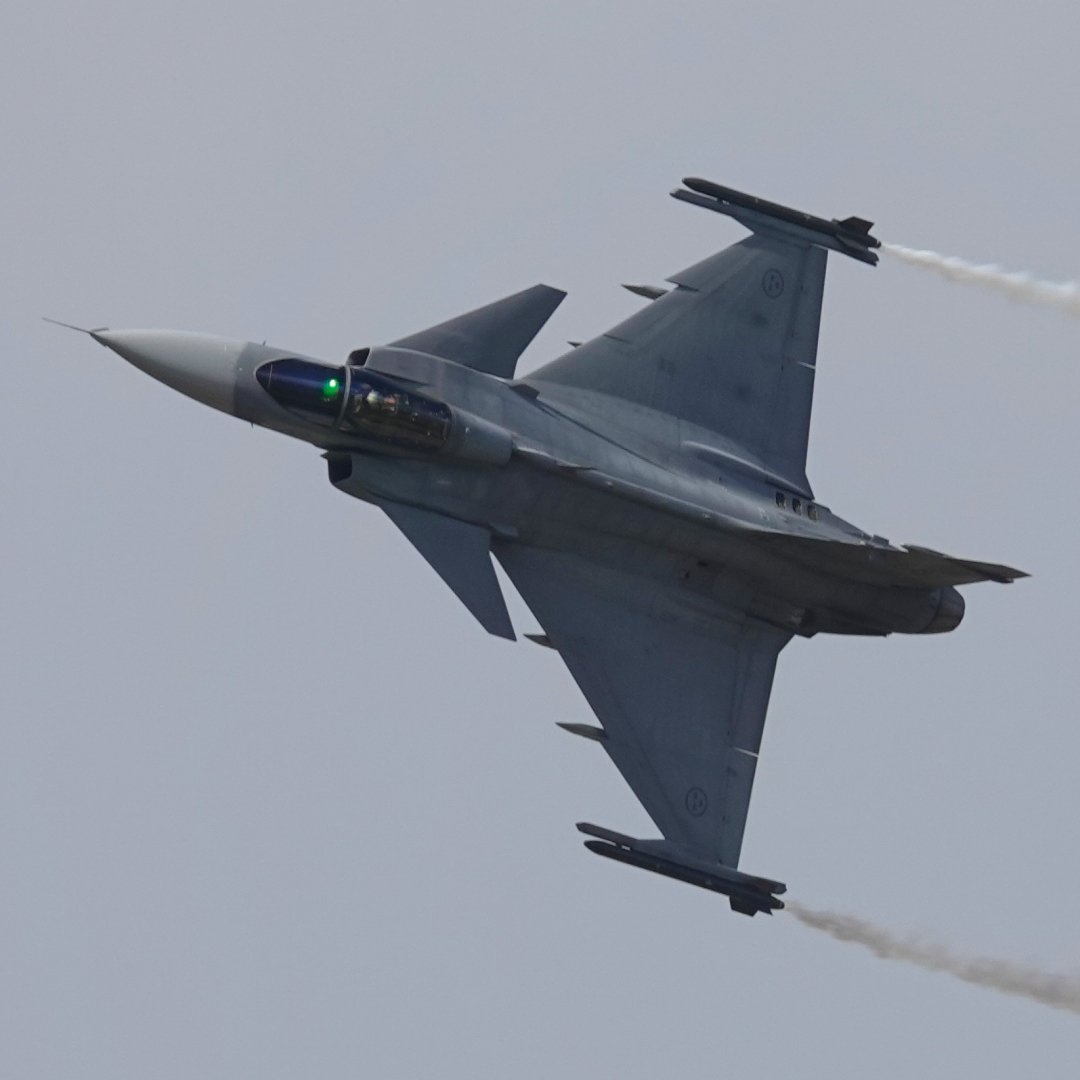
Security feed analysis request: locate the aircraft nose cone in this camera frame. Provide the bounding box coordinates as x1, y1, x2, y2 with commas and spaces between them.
93, 329, 246, 415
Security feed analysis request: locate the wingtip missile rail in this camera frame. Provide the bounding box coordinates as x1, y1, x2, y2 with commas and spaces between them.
576, 822, 785, 916
672, 177, 881, 266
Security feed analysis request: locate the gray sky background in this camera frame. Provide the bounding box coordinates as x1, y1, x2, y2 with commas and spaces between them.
3, 2, 1080, 1076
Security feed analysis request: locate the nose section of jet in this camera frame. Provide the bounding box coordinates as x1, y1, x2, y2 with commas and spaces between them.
93, 329, 245, 415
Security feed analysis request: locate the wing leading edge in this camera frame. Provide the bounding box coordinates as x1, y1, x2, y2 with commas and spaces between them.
494, 543, 790, 870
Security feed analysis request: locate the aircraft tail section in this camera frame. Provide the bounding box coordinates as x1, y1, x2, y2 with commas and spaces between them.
758, 533, 1028, 589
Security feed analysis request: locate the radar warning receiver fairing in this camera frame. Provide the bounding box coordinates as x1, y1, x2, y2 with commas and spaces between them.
70, 179, 1026, 915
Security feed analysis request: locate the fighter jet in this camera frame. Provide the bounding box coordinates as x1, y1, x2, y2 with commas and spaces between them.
71, 178, 1026, 915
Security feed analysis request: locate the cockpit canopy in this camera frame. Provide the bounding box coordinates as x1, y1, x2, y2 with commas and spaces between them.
255, 358, 345, 421
255, 357, 451, 452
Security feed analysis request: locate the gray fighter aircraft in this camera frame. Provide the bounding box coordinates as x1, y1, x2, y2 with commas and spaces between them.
71, 179, 1026, 915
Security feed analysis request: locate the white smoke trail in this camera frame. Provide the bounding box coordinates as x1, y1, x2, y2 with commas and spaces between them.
883, 242, 1080, 318
786, 901, 1080, 1015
